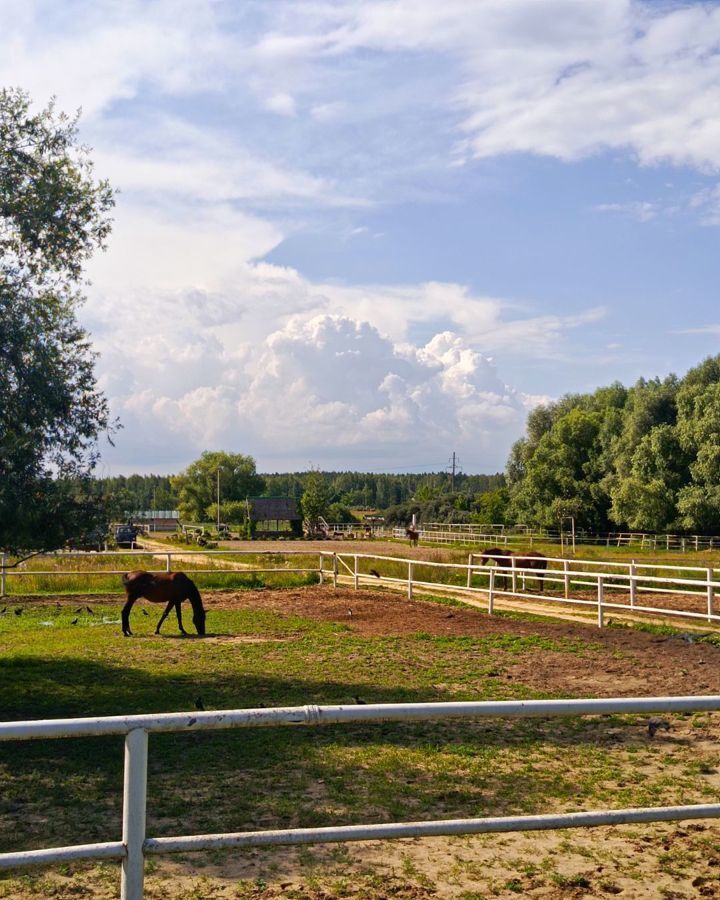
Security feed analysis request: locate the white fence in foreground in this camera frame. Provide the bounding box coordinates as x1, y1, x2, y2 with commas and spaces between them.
3, 697, 720, 898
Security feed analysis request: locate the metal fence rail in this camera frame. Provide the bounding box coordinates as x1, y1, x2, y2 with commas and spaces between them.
2, 697, 720, 898
4, 547, 720, 629
325, 551, 720, 627
0, 549, 320, 598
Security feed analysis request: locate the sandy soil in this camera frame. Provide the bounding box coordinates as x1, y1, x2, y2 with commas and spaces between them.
7, 586, 720, 899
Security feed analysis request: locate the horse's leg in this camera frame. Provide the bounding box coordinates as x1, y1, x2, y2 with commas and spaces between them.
155, 600, 175, 635
173, 599, 187, 635
121, 595, 137, 636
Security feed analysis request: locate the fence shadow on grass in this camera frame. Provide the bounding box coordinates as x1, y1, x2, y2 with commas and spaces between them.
0, 653, 705, 856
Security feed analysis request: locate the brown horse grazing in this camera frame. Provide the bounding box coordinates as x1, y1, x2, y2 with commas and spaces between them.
121, 571, 206, 637
479, 548, 547, 591
406, 527, 419, 547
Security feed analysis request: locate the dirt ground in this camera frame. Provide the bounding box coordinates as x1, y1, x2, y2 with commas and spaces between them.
197, 586, 720, 698
7, 587, 720, 899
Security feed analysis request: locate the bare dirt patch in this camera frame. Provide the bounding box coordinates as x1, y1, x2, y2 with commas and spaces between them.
197, 586, 720, 699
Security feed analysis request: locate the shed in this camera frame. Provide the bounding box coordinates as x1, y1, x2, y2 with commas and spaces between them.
246, 498, 302, 539
134, 510, 180, 532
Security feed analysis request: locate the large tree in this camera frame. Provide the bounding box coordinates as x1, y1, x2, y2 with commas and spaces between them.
171, 451, 266, 523
0, 88, 115, 553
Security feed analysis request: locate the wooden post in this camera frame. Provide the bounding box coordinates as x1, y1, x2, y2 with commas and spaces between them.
333, 554, 338, 588
629, 560, 637, 608
597, 576, 604, 628
563, 559, 569, 599
353, 556, 359, 590
166, 553, 171, 573
467, 553, 474, 589
488, 567, 495, 614
319, 553, 324, 585
0, 552, 5, 598
408, 562, 414, 600
511, 556, 517, 593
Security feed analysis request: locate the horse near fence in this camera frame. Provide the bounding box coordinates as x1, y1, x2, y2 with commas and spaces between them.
479, 547, 548, 590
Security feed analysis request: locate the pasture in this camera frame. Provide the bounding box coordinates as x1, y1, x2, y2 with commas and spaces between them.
2, 584, 720, 898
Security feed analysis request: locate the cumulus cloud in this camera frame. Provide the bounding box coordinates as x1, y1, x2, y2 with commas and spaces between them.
82, 255, 596, 472
91, 305, 541, 471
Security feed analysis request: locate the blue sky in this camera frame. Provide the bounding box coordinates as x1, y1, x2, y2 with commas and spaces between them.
3, 0, 720, 474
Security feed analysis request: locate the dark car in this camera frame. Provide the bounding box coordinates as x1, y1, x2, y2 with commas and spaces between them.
115, 524, 140, 549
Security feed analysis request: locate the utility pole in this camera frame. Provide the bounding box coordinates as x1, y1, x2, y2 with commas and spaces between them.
447, 452, 460, 492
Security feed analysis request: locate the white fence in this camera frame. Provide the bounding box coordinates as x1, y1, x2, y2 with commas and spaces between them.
0, 548, 319, 598
3, 697, 720, 898
323, 551, 720, 628
407, 524, 720, 552
3, 548, 720, 629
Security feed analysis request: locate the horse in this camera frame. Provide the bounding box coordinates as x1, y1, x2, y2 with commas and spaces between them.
478, 548, 547, 591
121, 570, 206, 637
406, 526, 419, 547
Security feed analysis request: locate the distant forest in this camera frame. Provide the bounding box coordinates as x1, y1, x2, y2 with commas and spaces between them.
98, 470, 506, 523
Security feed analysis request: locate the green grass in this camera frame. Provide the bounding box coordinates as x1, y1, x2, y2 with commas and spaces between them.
1, 550, 320, 596
1, 593, 720, 873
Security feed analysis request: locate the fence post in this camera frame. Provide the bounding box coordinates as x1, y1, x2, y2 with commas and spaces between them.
319, 554, 324, 585
597, 576, 604, 629
511, 556, 517, 593
467, 553, 473, 589
333, 554, 338, 588
120, 727, 148, 900
630, 560, 637, 608
165, 553, 171, 573
353, 556, 359, 591
408, 562, 414, 600
563, 559, 569, 599
0, 552, 5, 599
707, 568, 714, 623
488, 567, 495, 614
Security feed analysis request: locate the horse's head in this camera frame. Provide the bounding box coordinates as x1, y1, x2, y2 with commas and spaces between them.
479, 548, 507, 565
191, 603, 206, 636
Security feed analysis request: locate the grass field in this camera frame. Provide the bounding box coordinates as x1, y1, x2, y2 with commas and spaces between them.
2, 584, 720, 898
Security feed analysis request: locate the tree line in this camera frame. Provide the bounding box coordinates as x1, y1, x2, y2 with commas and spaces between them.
506, 355, 720, 534
99, 456, 505, 525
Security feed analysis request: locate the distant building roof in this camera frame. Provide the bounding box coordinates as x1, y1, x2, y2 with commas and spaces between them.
247, 497, 301, 521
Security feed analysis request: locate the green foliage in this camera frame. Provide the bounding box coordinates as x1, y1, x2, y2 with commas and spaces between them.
326, 502, 356, 523
0, 88, 115, 552
470, 487, 511, 525
300, 470, 331, 525
171, 451, 265, 522
508, 356, 720, 534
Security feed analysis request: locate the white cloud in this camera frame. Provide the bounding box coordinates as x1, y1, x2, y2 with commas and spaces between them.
594, 201, 659, 222
264, 92, 297, 117
95, 308, 540, 471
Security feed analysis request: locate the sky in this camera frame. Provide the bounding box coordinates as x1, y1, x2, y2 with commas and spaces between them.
3, 0, 720, 476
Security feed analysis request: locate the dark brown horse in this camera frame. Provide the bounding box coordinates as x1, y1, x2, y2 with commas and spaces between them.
121, 570, 206, 637
479, 548, 547, 591
406, 526, 419, 547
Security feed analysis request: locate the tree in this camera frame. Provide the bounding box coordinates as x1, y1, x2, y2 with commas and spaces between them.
299, 470, 330, 527
171, 451, 265, 523
0, 88, 115, 553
